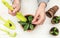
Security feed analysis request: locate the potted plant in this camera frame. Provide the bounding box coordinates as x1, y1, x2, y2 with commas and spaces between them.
50, 27, 59, 36
18, 15, 36, 31
51, 16, 60, 24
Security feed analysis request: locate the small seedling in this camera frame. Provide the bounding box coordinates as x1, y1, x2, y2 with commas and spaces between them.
50, 27, 59, 36
0, 28, 16, 37
0, 16, 15, 30
18, 15, 36, 31
2, 0, 27, 22
51, 16, 60, 24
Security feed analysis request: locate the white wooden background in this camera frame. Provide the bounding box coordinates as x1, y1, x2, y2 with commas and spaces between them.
0, 0, 60, 38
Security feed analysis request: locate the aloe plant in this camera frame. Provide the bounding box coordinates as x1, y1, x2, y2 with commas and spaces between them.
50, 27, 59, 36
18, 15, 36, 31
51, 16, 60, 24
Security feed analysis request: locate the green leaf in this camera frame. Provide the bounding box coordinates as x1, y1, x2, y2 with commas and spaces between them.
53, 18, 59, 23
24, 23, 29, 31
28, 16, 33, 22
30, 24, 34, 30
55, 20, 58, 23
18, 21, 27, 25
57, 16, 60, 20
53, 19, 56, 21
54, 27, 57, 31
54, 32, 58, 35
53, 17, 59, 21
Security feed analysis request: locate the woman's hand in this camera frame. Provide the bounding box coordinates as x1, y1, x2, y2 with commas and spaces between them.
32, 2, 46, 25
8, 0, 20, 16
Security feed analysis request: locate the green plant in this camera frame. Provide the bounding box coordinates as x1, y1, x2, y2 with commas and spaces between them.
18, 15, 36, 31
50, 27, 59, 36
51, 16, 60, 24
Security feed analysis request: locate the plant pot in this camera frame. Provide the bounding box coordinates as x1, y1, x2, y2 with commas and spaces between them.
51, 16, 60, 24
18, 14, 37, 31
46, 5, 59, 18
50, 27, 59, 36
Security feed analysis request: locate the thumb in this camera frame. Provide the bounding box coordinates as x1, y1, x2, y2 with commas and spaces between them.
12, 7, 19, 14
12, 4, 16, 9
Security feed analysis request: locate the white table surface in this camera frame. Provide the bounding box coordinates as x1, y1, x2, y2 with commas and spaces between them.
0, 0, 60, 38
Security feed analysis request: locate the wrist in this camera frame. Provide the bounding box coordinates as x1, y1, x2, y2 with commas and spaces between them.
39, 2, 46, 9
13, 0, 20, 4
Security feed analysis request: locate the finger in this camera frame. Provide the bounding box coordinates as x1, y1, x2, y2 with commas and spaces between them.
35, 14, 46, 25
8, 10, 12, 14
12, 7, 19, 14
33, 16, 44, 25
10, 13, 16, 16
40, 17, 45, 25
32, 13, 39, 23
12, 4, 16, 9
8, 10, 15, 16
39, 15, 45, 25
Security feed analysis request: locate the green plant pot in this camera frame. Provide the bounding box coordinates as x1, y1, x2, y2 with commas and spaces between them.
18, 15, 36, 31
50, 27, 59, 36
51, 16, 60, 24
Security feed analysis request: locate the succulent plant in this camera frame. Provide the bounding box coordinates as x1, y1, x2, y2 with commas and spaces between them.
18, 15, 36, 31
51, 16, 60, 24
50, 27, 59, 36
